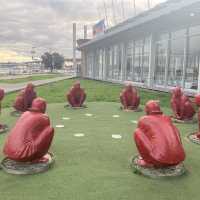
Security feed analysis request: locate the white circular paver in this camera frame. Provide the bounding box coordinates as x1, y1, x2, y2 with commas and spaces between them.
112, 115, 120, 118
112, 134, 122, 139
131, 120, 138, 124
74, 133, 85, 137
56, 125, 65, 128
85, 113, 93, 117
62, 117, 71, 120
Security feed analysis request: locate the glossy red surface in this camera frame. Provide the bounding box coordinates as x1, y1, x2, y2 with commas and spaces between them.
67, 81, 86, 107
13, 83, 37, 112
134, 100, 185, 167
171, 87, 195, 121
4, 98, 54, 162
120, 84, 140, 110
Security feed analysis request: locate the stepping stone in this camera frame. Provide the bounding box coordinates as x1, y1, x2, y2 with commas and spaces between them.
85, 113, 93, 117
74, 133, 85, 137
62, 117, 71, 120
112, 134, 122, 139
56, 125, 65, 128
131, 120, 138, 124
112, 115, 120, 118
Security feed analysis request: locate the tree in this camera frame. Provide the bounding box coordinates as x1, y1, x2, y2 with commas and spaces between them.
41, 52, 53, 72
41, 52, 65, 72
52, 52, 65, 69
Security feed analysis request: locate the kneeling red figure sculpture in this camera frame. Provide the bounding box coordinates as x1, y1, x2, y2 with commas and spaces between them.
193, 94, 200, 139
171, 87, 195, 121
134, 100, 185, 168
66, 81, 86, 107
120, 83, 140, 110
4, 97, 54, 162
13, 83, 37, 113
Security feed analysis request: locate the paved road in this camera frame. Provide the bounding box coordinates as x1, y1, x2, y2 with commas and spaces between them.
1, 76, 73, 93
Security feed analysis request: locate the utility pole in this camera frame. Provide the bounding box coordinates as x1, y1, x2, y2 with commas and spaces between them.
73, 23, 77, 75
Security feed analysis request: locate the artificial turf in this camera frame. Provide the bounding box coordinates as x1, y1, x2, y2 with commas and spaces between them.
0, 102, 198, 200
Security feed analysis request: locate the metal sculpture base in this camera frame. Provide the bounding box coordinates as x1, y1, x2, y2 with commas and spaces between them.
1, 153, 55, 175
187, 133, 200, 145
64, 104, 87, 109
0, 124, 8, 134
130, 156, 186, 179
120, 107, 142, 112
10, 110, 22, 117
172, 117, 197, 124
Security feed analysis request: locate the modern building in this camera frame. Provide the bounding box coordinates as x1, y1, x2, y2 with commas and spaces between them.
79, 0, 200, 95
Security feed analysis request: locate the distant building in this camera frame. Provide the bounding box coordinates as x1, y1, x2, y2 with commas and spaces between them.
79, 0, 200, 95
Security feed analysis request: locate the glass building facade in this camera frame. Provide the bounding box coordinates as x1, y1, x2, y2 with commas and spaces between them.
82, 1, 200, 95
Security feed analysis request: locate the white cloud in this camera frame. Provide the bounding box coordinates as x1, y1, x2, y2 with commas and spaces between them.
0, 0, 166, 61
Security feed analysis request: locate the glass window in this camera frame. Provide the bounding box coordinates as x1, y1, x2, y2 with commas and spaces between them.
126, 41, 134, 81
185, 26, 200, 90
167, 29, 186, 87
154, 33, 169, 85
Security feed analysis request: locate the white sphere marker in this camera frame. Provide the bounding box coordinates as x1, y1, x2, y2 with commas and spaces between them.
131, 120, 138, 124
112, 115, 120, 118
62, 117, 71, 120
85, 113, 93, 117
112, 134, 122, 139
74, 133, 85, 137
56, 125, 65, 128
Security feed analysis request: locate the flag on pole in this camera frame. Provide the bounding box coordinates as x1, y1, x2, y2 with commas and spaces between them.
93, 19, 106, 37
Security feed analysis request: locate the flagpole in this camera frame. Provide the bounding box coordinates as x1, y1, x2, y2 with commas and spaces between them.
147, 0, 151, 9
103, 0, 109, 28
133, 0, 136, 16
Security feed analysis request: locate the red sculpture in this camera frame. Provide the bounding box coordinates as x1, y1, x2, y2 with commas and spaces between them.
0, 88, 5, 130
13, 83, 37, 112
194, 94, 200, 139
67, 81, 86, 107
134, 100, 185, 168
4, 97, 54, 162
120, 83, 140, 110
171, 87, 195, 121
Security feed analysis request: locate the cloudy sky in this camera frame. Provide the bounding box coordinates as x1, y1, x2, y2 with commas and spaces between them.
0, 0, 166, 62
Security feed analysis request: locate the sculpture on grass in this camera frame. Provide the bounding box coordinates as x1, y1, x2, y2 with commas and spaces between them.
120, 83, 140, 111
171, 87, 195, 122
2, 98, 54, 175
187, 95, 200, 144
0, 88, 8, 133
13, 83, 37, 114
66, 81, 86, 108
132, 100, 186, 178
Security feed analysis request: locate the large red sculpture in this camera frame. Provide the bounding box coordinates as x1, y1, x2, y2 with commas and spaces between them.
66, 81, 86, 108
13, 83, 37, 112
171, 87, 195, 121
193, 94, 200, 139
4, 97, 54, 162
134, 100, 185, 168
120, 83, 140, 111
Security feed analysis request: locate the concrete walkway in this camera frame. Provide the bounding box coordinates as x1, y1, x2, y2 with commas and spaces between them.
1, 76, 73, 93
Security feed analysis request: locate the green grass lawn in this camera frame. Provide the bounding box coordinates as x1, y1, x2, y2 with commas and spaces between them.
3, 78, 171, 109
0, 74, 63, 84
0, 102, 198, 200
